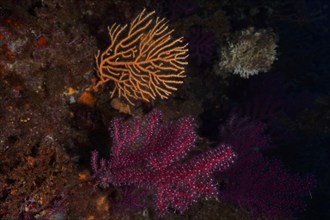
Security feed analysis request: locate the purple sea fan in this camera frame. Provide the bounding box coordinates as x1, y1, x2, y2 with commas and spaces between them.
220, 153, 315, 218
188, 26, 216, 66
219, 115, 271, 155
218, 116, 315, 218
91, 110, 236, 215
109, 186, 150, 216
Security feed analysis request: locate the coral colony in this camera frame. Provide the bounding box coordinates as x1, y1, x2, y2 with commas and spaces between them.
219, 116, 315, 218
91, 110, 236, 215
219, 27, 277, 78
92, 9, 188, 105
1, 1, 323, 219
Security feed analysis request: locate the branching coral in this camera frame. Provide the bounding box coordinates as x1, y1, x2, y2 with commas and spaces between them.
219, 115, 315, 218
92, 9, 189, 105
91, 110, 236, 215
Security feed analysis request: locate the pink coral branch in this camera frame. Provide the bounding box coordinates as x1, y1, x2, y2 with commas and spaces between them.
91, 110, 236, 215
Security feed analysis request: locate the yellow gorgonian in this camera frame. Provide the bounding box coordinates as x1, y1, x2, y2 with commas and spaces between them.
92, 9, 189, 105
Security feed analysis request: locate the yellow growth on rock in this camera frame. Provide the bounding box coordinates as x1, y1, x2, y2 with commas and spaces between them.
93, 9, 189, 105
110, 98, 131, 114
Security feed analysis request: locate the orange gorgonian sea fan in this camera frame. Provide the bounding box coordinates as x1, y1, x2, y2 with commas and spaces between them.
93, 9, 189, 105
